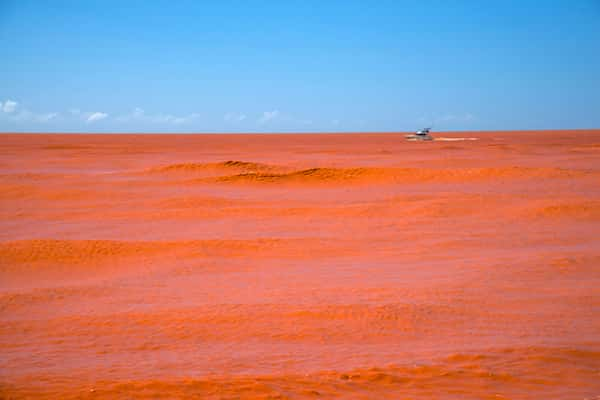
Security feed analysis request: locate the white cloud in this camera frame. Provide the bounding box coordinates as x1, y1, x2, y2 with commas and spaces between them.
11, 110, 33, 121
86, 112, 108, 123
1, 103, 60, 123
115, 107, 143, 122
38, 112, 59, 122
224, 112, 247, 122
116, 108, 200, 124
255, 110, 317, 128
166, 114, 197, 124
16, 111, 60, 122
152, 114, 176, 123
132, 107, 144, 118
150, 112, 200, 124
258, 110, 279, 124
1, 99, 205, 127
69, 109, 110, 123
172, 113, 200, 124
1, 100, 18, 113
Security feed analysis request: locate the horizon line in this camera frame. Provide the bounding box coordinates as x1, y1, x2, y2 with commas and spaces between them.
1, 128, 599, 135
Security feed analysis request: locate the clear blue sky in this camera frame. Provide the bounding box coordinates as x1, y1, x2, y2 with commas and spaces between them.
1, 0, 599, 133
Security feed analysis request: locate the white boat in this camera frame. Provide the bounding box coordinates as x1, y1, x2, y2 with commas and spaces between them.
405, 127, 433, 141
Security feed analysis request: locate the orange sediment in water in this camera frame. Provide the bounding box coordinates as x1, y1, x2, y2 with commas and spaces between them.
209, 165, 591, 185
1, 130, 599, 399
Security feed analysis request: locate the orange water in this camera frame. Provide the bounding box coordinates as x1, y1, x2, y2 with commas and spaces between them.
1, 131, 600, 399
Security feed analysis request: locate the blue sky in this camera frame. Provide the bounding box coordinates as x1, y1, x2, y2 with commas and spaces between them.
1, 0, 599, 133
